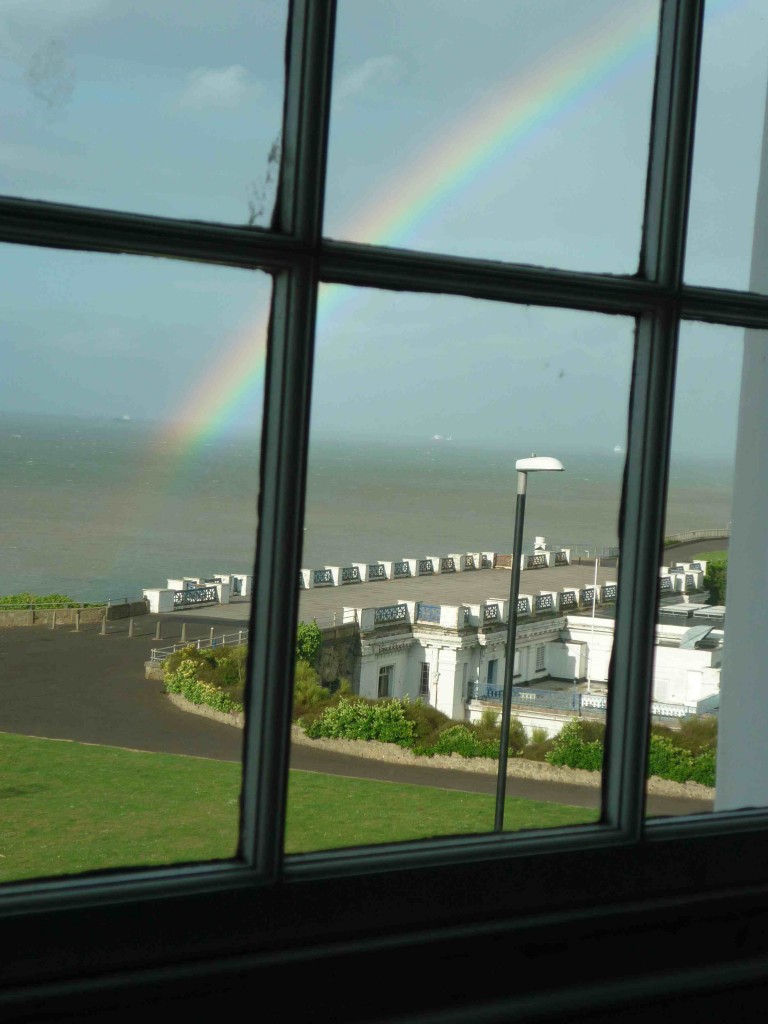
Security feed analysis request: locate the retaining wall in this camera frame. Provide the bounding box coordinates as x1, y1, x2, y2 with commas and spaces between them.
0, 599, 149, 628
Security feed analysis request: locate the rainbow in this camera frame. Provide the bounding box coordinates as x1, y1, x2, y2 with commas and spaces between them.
164, 0, 732, 449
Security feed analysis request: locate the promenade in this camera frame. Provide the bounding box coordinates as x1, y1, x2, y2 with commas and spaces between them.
177, 560, 621, 625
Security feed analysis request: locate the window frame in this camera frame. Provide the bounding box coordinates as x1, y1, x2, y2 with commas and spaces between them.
378, 664, 393, 699
5, 1, 768, 1016
419, 661, 430, 699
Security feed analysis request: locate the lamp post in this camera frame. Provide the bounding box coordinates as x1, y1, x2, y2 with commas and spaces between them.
494, 455, 564, 833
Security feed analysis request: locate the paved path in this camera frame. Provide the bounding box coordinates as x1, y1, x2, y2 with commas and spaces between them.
0, 614, 713, 817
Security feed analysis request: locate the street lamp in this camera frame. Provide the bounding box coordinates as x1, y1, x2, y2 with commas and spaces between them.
494, 454, 564, 833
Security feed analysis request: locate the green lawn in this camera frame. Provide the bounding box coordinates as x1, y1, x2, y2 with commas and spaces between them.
689, 549, 726, 562
0, 732, 596, 883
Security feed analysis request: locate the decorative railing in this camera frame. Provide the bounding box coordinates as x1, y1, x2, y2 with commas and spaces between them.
659, 576, 673, 592
173, 585, 218, 607
535, 594, 553, 611
394, 561, 411, 578
368, 564, 386, 579
373, 604, 408, 625
669, 566, 685, 574
299, 572, 305, 587
150, 628, 249, 663
313, 569, 334, 586
481, 554, 492, 567
527, 553, 547, 569
554, 551, 568, 566
477, 687, 698, 720
517, 597, 530, 614
463, 607, 471, 624
690, 562, 702, 571
651, 700, 697, 718
463, 555, 475, 569
416, 603, 441, 624
441, 557, 455, 572
602, 584, 617, 601
685, 573, 695, 590
341, 566, 360, 583
483, 603, 500, 622
559, 591, 577, 608
418, 559, 433, 575
664, 526, 730, 545
581, 588, 596, 605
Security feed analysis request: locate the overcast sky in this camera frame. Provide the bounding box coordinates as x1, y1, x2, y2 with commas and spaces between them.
0, 0, 765, 459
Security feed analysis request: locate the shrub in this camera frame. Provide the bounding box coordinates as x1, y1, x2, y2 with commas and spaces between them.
687, 749, 717, 787
402, 699, 453, 752
529, 726, 550, 745
674, 716, 718, 755
470, 710, 526, 756
293, 661, 330, 719
428, 724, 501, 760
703, 558, 727, 605
647, 735, 695, 783
164, 658, 244, 715
304, 697, 415, 747
523, 739, 556, 762
546, 721, 604, 772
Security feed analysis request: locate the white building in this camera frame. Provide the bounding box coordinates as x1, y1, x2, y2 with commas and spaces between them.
345, 595, 722, 737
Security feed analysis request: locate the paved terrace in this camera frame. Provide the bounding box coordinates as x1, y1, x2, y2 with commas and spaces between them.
180, 561, 620, 624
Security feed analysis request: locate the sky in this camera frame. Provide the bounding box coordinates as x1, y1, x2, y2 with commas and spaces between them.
0, 0, 765, 459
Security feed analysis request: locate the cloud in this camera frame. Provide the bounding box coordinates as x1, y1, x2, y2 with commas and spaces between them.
177, 65, 257, 110
333, 55, 403, 106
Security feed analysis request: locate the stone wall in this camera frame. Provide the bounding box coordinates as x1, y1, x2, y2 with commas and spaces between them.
316, 622, 360, 684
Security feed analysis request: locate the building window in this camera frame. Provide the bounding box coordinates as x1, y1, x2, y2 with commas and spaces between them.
419, 662, 430, 699
6, 4, 768, 1017
378, 665, 393, 699
536, 645, 545, 672
487, 659, 498, 688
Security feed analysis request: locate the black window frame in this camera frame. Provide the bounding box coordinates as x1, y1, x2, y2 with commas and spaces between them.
5, 2, 768, 1018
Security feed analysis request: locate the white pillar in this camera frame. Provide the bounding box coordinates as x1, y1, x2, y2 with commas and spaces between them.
714, 79, 768, 811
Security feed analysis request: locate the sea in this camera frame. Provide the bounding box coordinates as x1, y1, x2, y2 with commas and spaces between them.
0, 413, 735, 604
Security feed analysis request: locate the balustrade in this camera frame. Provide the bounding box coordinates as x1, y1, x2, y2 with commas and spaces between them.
373, 604, 409, 625
173, 585, 218, 607
416, 603, 441, 623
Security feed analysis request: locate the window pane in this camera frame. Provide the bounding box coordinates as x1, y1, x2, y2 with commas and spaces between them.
325, 0, 658, 273
0, 1, 286, 226
685, 0, 768, 291
0, 244, 269, 882
286, 288, 638, 854
646, 321, 742, 821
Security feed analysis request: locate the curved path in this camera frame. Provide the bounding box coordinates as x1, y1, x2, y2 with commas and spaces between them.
0, 613, 712, 817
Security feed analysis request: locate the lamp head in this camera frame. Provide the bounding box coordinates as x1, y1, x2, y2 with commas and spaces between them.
515, 456, 565, 473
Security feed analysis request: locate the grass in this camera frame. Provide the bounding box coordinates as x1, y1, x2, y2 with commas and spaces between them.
0, 732, 596, 883
688, 549, 726, 562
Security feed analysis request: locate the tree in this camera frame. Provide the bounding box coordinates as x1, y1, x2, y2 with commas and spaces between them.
295, 620, 323, 666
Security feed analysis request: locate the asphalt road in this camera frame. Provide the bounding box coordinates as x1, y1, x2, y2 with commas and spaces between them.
0, 612, 712, 818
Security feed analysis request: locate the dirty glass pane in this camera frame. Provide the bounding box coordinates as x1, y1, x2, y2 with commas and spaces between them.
0, 0, 286, 226
325, 0, 658, 273
0, 243, 268, 882
685, 0, 768, 291
646, 321, 742, 821
284, 287, 640, 854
